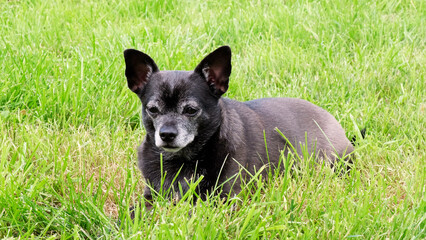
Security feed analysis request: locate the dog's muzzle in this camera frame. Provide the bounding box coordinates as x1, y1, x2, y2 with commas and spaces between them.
154, 122, 195, 153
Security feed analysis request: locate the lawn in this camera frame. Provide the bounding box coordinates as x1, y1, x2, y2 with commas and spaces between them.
0, 0, 424, 239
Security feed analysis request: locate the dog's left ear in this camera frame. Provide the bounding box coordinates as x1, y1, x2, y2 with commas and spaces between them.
123, 49, 159, 94
194, 46, 232, 97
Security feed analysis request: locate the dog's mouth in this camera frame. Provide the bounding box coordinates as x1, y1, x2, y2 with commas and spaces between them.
154, 128, 195, 153
155, 140, 186, 153
161, 146, 182, 153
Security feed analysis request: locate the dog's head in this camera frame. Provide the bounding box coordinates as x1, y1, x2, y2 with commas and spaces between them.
124, 46, 232, 153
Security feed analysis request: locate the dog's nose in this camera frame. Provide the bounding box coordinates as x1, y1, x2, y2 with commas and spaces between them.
159, 125, 178, 142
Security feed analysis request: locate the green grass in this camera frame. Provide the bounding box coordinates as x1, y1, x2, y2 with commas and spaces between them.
0, 0, 425, 238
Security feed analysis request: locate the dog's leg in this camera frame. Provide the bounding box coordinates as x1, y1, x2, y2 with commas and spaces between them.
128, 191, 154, 220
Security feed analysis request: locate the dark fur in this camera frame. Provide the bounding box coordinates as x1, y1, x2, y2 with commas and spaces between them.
124, 46, 354, 210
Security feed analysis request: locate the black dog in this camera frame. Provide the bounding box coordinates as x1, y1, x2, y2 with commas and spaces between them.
124, 46, 354, 209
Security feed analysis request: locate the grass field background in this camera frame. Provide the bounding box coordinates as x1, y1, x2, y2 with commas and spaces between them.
1, 0, 425, 238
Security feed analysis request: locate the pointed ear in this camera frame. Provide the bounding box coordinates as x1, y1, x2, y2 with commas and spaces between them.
194, 46, 232, 96
123, 49, 159, 94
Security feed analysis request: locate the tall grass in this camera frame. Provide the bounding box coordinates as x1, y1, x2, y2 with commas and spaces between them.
0, 0, 424, 238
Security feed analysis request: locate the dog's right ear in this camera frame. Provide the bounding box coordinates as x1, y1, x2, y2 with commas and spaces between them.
123, 49, 159, 94
194, 46, 232, 97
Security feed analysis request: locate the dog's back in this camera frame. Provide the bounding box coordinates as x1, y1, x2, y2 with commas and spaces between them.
221, 98, 353, 171
244, 97, 354, 163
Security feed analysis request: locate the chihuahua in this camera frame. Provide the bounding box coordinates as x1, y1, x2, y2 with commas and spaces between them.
124, 46, 354, 209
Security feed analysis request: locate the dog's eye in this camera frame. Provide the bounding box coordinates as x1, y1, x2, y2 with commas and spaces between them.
183, 106, 199, 116
147, 106, 159, 115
